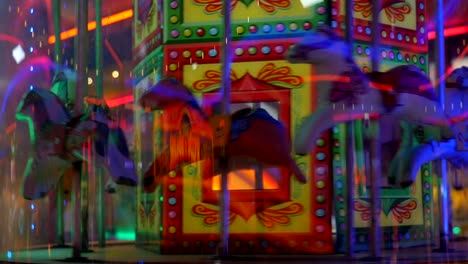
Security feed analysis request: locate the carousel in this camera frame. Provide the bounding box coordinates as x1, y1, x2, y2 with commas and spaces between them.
1, 0, 468, 263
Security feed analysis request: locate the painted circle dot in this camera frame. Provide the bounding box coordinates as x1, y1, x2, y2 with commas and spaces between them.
183, 241, 189, 247
169, 170, 176, 177
235, 241, 241, 247
169, 51, 178, 59
412, 55, 418, 63
303, 21, 312, 30
316, 153, 326, 161
365, 27, 371, 35
195, 50, 204, 58
169, 64, 178, 71
168, 226, 176, 233
357, 25, 363, 33
424, 194, 431, 202
196, 28, 205, 36
168, 197, 177, 205
397, 33, 403, 41
274, 45, 284, 54
209, 27, 218, 36
235, 48, 244, 56
365, 47, 371, 56
334, 153, 340, 160
337, 195, 344, 203
316, 180, 326, 189
182, 50, 191, 58
248, 46, 257, 55
405, 35, 410, 42
357, 46, 363, 54
170, 16, 178, 23
276, 23, 286, 32
170, 1, 179, 8
316, 225, 325, 233
289, 23, 299, 31
169, 211, 176, 218
261, 46, 271, 54
315, 241, 324, 248
171, 30, 179, 38
316, 194, 326, 203
331, 20, 338, 28
335, 167, 342, 174
209, 241, 216, 248
315, 166, 326, 176
420, 15, 425, 22
168, 184, 176, 192
336, 180, 343, 189
289, 240, 296, 247
249, 25, 258, 33
413, 36, 418, 43
316, 138, 325, 147
236, 26, 245, 35
208, 48, 218, 57
317, 6, 326, 14
397, 53, 403, 61
381, 31, 387, 38
261, 240, 268, 248
420, 56, 425, 64
263, 24, 272, 33
339, 209, 345, 217
302, 241, 310, 248
381, 50, 387, 58
389, 51, 395, 60
390, 31, 395, 39
183, 29, 192, 37
316, 208, 326, 217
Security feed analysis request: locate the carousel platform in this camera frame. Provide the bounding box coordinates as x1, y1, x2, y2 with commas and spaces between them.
2, 240, 468, 264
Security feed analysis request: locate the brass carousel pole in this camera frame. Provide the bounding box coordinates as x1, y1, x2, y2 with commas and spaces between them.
434, 0, 451, 252
52, 0, 65, 248
344, 0, 355, 258
95, 0, 106, 248
218, 0, 232, 257
71, 0, 89, 258
367, 0, 383, 259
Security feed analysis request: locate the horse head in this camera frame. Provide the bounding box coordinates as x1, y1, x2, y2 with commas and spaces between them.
139, 76, 199, 111
287, 24, 351, 73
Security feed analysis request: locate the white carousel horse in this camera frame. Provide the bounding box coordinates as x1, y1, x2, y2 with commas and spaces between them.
389, 67, 468, 187
286, 25, 456, 157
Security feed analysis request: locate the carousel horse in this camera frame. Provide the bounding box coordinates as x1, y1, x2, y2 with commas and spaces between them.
286, 24, 457, 157
16, 85, 137, 200
139, 78, 307, 193
389, 66, 468, 187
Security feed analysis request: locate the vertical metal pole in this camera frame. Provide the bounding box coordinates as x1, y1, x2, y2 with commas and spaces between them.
435, 0, 451, 252
52, 0, 65, 247
368, 0, 382, 259
218, 0, 232, 257
344, 0, 355, 258
95, 0, 106, 248
72, 0, 89, 258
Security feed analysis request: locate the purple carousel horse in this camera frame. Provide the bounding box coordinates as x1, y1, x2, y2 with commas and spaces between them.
16, 85, 137, 200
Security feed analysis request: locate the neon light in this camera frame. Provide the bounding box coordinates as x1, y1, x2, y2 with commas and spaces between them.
48, 9, 133, 44
107, 95, 134, 108
428, 25, 468, 40
6, 123, 16, 134
0, 34, 24, 46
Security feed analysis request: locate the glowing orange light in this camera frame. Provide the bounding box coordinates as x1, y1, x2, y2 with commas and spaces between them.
48, 9, 133, 44
212, 169, 279, 191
